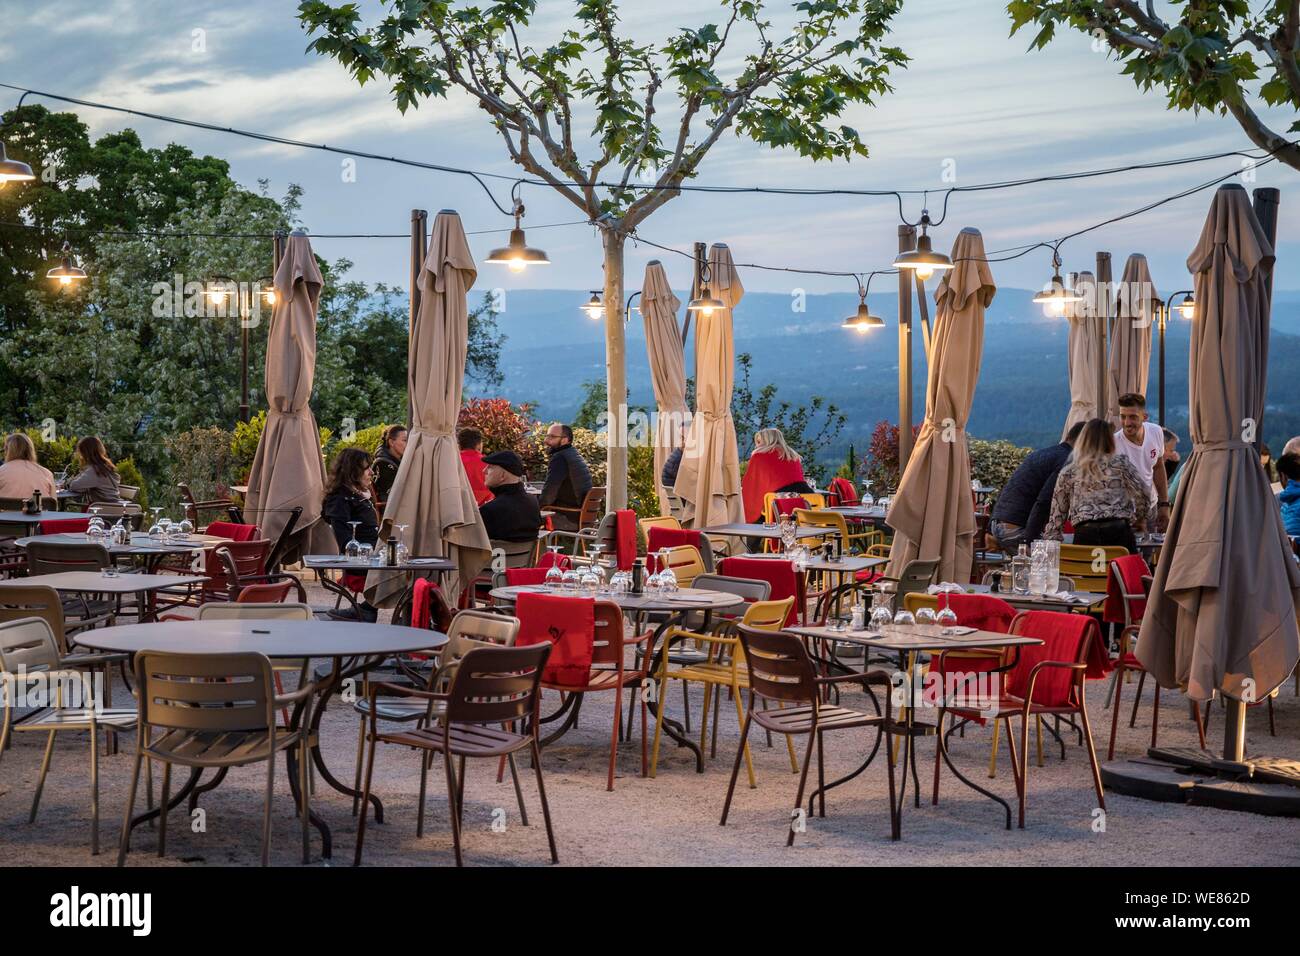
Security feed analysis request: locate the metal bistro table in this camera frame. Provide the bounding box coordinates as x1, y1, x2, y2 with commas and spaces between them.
78, 618, 447, 860
302, 555, 455, 622
15, 531, 227, 566
788, 622, 1042, 835
0, 510, 85, 533
824, 504, 888, 524
0, 571, 209, 623
730, 551, 887, 621
488, 584, 744, 771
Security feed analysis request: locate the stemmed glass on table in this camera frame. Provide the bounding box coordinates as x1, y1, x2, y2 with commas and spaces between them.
345, 521, 363, 560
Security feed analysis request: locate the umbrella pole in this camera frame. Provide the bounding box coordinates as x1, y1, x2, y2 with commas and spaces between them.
897, 225, 916, 472
1095, 251, 1111, 422
682, 240, 705, 347
409, 209, 427, 430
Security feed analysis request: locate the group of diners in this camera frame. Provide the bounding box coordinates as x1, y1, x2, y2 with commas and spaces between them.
0, 433, 130, 505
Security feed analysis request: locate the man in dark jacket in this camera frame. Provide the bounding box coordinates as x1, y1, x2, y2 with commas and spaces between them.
540, 423, 592, 530
989, 421, 1085, 553
480, 450, 542, 542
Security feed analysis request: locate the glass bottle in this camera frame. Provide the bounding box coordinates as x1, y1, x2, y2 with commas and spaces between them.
1011, 544, 1031, 595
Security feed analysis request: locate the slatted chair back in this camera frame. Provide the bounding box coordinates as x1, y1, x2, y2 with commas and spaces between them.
591, 600, 628, 668
0, 585, 68, 654
443, 643, 550, 726
26, 540, 111, 574
196, 602, 312, 622
658, 545, 706, 586
0, 616, 61, 674
491, 538, 539, 570
135, 651, 274, 733
576, 487, 606, 530
211, 540, 272, 595
741, 597, 796, 632
895, 558, 940, 599
737, 625, 818, 707
639, 515, 681, 537
1059, 543, 1129, 593
435, 610, 521, 691
794, 508, 849, 542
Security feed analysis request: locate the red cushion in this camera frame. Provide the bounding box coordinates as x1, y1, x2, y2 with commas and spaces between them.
341, 572, 368, 593
537, 551, 571, 571
1103, 553, 1150, 625
647, 526, 705, 555
515, 592, 595, 687
1005, 611, 1104, 708
772, 496, 809, 518
854, 569, 882, 583
40, 518, 90, 534
718, 556, 802, 626
828, 477, 858, 505
206, 521, 260, 542
505, 568, 549, 586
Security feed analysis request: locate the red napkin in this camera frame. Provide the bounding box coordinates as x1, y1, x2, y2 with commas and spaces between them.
341, 572, 368, 592
1005, 611, 1105, 707
206, 521, 261, 541
1103, 553, 1150, 625
537, 551, 571, 571
772, 496, 809, 519
515, 592, 595, 688
828, 477, 858, 505
615, 509, 637, 571
411, 577, 434, 630
39, 518, 90, 534
718, 556, 802, 626
505, 567, 549, 586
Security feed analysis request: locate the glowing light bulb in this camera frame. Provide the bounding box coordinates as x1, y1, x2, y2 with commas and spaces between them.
1043, 297, 1066, 318
508, 259, 527, 273
914, 265, 935, 281
59, 275, 72, 287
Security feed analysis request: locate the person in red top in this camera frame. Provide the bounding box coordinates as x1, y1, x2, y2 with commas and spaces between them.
458, 427, 493, 506
740, 427, 812, 523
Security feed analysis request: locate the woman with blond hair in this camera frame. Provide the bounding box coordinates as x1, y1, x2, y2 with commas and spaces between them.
65, 436, 124, 505
740, 426, 812, 523
0, 433, 56, 500
1043, 418, 1149, 553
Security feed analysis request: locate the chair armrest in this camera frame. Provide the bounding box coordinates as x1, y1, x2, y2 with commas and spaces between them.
273, 681, 317, 707
369, 681, 450, 703
1022, 660, 1087, 706
816, 669, 893, 686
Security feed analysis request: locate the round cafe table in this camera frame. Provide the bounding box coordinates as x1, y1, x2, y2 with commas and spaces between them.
79, 618, 447, 860
488, 584, 744, 771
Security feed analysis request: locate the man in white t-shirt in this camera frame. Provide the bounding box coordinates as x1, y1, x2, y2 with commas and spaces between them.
1115, 392, 1169, 532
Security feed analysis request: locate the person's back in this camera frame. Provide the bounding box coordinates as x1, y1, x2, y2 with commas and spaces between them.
0, 454, 55, 499
480, 449, 542, 542
1277, 453, 1300, 537
65, 436, 124, 505
988, 422, 1083, 551
740, 428, 806, 522
540, 424, 592, 517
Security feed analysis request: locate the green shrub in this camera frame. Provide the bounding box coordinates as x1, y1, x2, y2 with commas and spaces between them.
627, 444, 659, 519
22, 429, 77, 476
968, 438, 1032, 504
166, 426, 236, 506
115, 456, 149, 511
230, 410, 331, 481
327, 423, 390, 469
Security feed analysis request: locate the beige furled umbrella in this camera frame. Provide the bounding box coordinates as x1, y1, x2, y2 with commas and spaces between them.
674, 243, 743, 529
886, 227, 994, 584
1107, 253, 1160, 418
641, 260, 687, 516
368, 210, 490, 605
1061, 271, 1104, 439
243, 232, 331, 557
1137, 185, 1300, 702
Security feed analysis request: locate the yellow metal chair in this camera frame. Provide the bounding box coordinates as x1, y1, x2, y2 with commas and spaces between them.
657, 545, 707, 586
649, 597, 795, 784
761, 492, 826, 524
639, 515, 681, 537
1059, 543, 1130, 592
794, 508, 882, 553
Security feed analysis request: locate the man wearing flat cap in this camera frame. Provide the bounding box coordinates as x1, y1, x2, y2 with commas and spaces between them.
479, 450, 542, 543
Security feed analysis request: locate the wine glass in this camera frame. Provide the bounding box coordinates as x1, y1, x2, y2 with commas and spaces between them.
580, 565, 601, 596
544, 561, 564, 590
176, 518, 194, 538
892, 608, 915, 627
870, 602, 893, 631
561, 569, 579, 593
345, 521, 363, 560
936, 587, 959, 629
395, 524, 410, 563
915, 606, 937, 625
861, 480, 874, 508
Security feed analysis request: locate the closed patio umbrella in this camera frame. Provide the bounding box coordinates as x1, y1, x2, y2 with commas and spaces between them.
1061, 271, 1104, 438
886, 227, 994, 584
1136, 184, 1300, 704
1107, 253, 1159, 417
369, 210, 490, 605
243, 231, 331, 557
674, 243, 743, 530
642, 260, 687, 516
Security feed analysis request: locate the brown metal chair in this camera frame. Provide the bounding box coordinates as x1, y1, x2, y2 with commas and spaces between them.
117, 650, 314, 867
721, 625, 897, 844
0, 617, 137, 855
547, 485, 605, 539
355, 642, 557, 867
177, 482, 236, 531
23, 540, 119, 628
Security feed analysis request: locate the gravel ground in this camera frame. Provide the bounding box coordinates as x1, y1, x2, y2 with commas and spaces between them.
2, 578, 1298, 868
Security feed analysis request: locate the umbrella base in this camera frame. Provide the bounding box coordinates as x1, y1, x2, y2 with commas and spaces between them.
1101, 747, 1300, 817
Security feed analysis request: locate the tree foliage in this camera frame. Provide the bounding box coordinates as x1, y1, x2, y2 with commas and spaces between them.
731, 352, 846, 481
1008, 0, 1300, 170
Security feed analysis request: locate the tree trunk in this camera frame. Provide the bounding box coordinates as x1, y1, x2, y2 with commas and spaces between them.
602, 227, 627, 511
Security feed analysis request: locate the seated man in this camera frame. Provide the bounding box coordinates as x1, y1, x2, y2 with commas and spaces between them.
458, 426, 493, 506
989, 420, 1085, 553
540, 423, 592, 530
480, 450, 542, 543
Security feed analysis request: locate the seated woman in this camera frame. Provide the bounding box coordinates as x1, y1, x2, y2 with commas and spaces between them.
740, 427, 812, 523
370, 424, 407, 507
65, 436, 124, 505
0, 433, 56, 500
1042, 418, 1149, 553
323, 447, 382, 622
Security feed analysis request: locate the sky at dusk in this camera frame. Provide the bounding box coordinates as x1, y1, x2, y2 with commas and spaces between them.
6, 0, 1297, 296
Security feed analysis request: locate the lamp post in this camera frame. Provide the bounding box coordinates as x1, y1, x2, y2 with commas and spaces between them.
1158, 290, 1194, 426
207, 273, 275, 424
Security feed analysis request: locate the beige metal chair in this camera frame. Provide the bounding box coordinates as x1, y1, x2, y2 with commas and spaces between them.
196, 602, 314, 723
117, 650, 314, 866
0, 617, 137, 855
351, 609, 521, 819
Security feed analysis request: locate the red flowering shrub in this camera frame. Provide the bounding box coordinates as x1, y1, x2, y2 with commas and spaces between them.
457, 398, 534, 454
863, 419, 920, 493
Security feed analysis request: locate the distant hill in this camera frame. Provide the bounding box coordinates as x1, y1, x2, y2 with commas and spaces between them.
471, 288, 1300, 465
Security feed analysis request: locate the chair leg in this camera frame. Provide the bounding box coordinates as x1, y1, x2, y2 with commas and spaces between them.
719, 713, 753, 827
732, 683, 756, 789
261, 750, 275, 867
416, 745, 431, 838
640, 693, 648, 779
711, 684, 722, 759
787, 731, 818, 847
698, 679, 713, 754
444, 748, 463, 867
1017, 715, 1030, 829
1108, 663, 1125, 761
506, 753, 530, 826
90, 726, 100, 856
116, 748, 144, 867
352, 715, 365, 817
932, 711, 944, 805
816, 729, 826, 818
1035, 716, 1044, 768
158, 762, 172, 858
1077, 701, 1106, 812
1193, 700, 1207, 749
885, 718, 899, 840
1268, 694, 1276, 737
682, 679, 692, 734
1004, 717, 1022, 831
987, 719, 1000, 779
531, 741, 559, 864
650, 676, 668, 778
353, 725, 379, 866
608, 685, 622, 792
299, 735, 311, 864
29, 730, 57, 823
457, 755, 466, 827
1129, 670, 1146, 728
